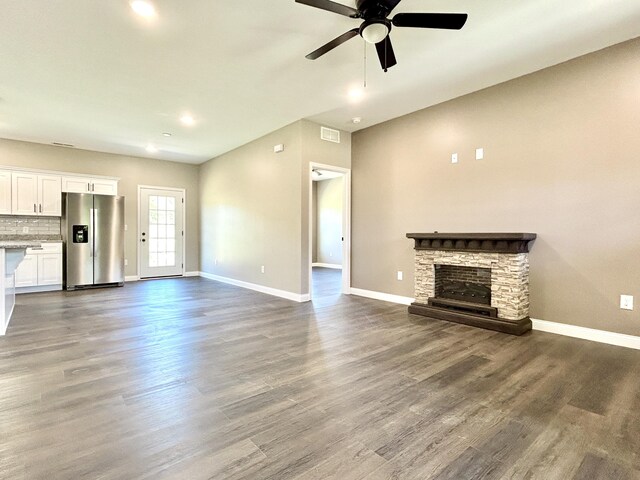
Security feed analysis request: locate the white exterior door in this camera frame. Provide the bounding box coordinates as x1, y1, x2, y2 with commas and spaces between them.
139, 187, 184, 278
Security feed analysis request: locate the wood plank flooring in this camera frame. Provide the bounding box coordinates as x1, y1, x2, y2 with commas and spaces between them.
1, 268, 640, 479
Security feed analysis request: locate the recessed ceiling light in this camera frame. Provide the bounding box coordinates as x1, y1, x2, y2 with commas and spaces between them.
180, 114, 195, 126
352, 117, 362, 124
348, 87, 364, 102
130, 0, 157, 18
146, 144, 158, 153
162, 132, 172, 137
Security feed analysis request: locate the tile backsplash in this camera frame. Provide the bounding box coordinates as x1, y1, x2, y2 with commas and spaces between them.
0, 215, 61, 236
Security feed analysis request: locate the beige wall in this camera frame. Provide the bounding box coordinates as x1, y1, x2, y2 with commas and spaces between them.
199, 121, 304, 293
352, 37, 640, 336
0, 138, 200, 276
315, 176, 344, 265
200, 119, 351, 296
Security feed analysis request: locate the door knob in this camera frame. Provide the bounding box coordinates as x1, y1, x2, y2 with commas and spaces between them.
141, 239, 146, 242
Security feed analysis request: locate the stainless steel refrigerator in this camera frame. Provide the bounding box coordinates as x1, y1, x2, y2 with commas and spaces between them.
62, 193, 125, 290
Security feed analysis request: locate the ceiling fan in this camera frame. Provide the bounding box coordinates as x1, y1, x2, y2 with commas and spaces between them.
295, 0, 468, 72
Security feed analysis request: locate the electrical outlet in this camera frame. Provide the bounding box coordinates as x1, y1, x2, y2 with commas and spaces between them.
620, 295, 634, 310
397, 271, 403, 281
261, 265, 265, 274
476, 148, 484, 160
214, 259, 218, 266
329, 252, 332, 257
22, 227, 29, 234
451, 153, 458, 164
124, 259, 128, 266
124, 224, 128, 231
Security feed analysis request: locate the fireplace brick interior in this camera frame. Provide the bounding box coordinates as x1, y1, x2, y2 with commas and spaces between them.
434, 265, 492, 305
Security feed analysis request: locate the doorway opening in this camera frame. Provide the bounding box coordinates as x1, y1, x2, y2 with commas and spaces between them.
137, 186, 186, 279
309, 163, 351, 302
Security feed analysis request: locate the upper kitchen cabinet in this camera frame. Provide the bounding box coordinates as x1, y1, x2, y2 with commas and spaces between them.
62, 176, 118, 195
0, 170, 11, 214
12, 172, 61, 216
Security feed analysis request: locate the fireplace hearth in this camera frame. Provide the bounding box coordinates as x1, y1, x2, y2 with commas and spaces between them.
406, 233, 536, 335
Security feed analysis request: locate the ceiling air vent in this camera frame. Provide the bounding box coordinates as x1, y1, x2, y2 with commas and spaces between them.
320, 126, 340, 144
52, 142, 75, 148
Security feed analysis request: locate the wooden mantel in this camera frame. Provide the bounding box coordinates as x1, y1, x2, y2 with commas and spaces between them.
406, 232, 537, 254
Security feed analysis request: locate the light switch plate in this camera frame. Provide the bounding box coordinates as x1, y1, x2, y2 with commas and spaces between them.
476, 148, 484, 160
397, 271, 403, 281
451, 153, 458, 164
620, 295, 633, 310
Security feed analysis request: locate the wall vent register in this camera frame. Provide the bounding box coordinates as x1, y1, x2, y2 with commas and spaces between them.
320, 127, 340, 144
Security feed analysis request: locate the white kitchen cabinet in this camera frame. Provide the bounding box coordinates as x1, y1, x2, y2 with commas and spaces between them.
14, 254, 38, 287
62, 176, 118, 195
0, 170, 11, 214
11, 172, 38, 215
12, 172, 61, 216
38, 254, 63, 285
15, 243, 63, 292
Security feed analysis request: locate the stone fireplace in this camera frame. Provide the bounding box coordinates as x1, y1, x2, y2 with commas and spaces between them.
406, 233, 536, 335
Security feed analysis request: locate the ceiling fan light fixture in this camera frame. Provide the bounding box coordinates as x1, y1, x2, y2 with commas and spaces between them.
361, 21, 389, 44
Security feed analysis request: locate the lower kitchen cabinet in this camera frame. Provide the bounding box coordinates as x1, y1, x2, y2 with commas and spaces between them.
15, 243, 63, 292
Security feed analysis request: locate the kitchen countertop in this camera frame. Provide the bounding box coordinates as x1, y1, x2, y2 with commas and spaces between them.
0, 240, 44, 249
0, 235, 62, 242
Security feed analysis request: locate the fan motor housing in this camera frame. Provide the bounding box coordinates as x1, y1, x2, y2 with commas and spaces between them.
356, 0, 396, 19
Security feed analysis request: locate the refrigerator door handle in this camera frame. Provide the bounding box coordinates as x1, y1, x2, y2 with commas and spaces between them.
90, 208, 95, 257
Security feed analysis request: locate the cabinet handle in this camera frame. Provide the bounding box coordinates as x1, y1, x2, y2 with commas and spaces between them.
33, 203, 37, 213
92, 183, 95, 192
39, 204, 42, 213
88, 182, 90, 191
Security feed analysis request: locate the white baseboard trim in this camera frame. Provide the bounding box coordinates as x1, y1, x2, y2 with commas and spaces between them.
532, 318, 640, 351
125, 276, 139, 282
350, 287, 414, 306
184, 271, 199, 277
199, 271, 310, 303
312, 263, 342, 270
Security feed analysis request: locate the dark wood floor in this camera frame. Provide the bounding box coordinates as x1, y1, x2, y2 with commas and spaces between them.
1, 269, 640, 479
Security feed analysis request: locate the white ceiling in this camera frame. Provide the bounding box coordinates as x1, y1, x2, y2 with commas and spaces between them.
1, 1, 639, 165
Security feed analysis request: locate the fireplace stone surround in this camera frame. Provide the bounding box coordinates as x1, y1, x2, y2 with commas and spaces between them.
406, 233, 537, 335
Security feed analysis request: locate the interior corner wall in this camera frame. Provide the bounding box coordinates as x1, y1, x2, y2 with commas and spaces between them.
0, 138, 200, 277
199, 121, 304, 294
316, 176, 344, 265
351, 37, 640, 336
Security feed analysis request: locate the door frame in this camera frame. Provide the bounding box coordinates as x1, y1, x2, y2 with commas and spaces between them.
308, 162, 351, 299
137, 185, 186, 279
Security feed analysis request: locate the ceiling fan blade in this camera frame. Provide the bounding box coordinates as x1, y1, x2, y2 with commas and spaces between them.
392, 13, 468, 30
295, 0, 358, 18
306, 28, 360, 60
375, 36, 397, 72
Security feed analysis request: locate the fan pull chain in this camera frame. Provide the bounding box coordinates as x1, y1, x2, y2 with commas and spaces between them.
363, 40, 367, 88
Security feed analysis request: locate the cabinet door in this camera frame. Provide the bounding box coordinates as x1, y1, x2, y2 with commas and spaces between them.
15, 255, 38, 287
12, 172, 38, 215
91, 179, 118, 195
62, 176, 91, 194
38, 254, 62, 285
38, 175, 62, 216
0, 170, 11, 214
